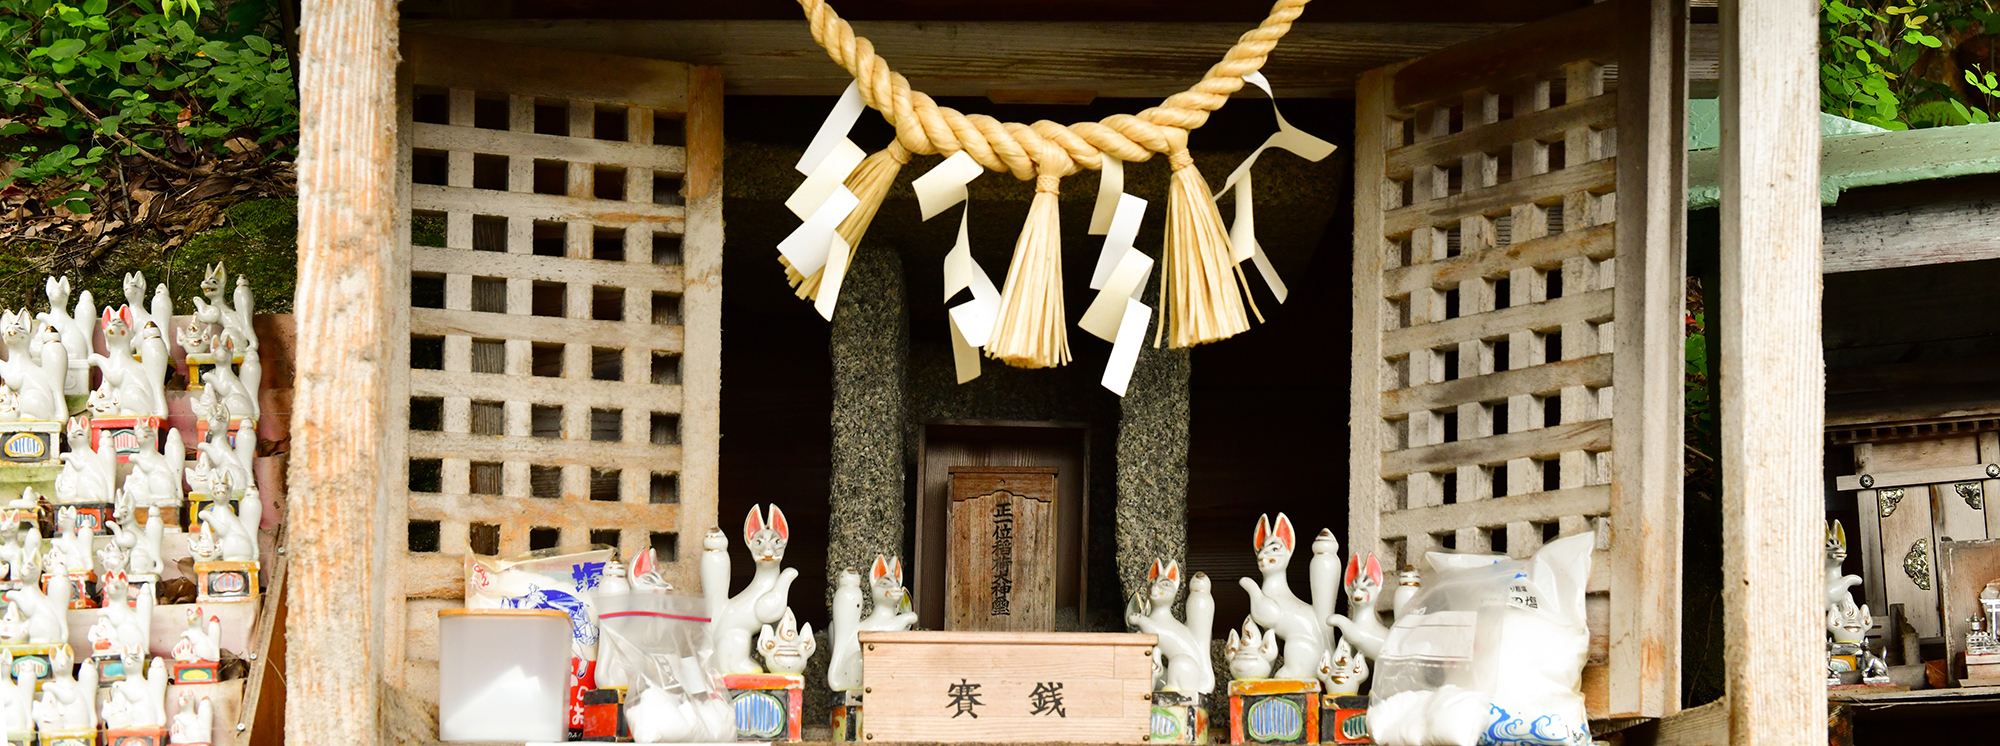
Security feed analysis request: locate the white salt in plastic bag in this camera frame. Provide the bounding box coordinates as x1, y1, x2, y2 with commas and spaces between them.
1368, 533, 1594, 746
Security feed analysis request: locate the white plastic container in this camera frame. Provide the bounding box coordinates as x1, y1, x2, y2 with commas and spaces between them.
438, 608, 572, 742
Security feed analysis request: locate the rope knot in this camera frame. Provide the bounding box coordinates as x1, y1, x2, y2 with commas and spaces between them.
1035, 173, 1060, 194
885, 140, 911, 165
1168, 149, 1195, 171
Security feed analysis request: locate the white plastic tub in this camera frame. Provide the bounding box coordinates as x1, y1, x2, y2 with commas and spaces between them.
438, 608, 572, 742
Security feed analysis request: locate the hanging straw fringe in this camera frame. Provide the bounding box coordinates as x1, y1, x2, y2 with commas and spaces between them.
786, 141, 912, 298
792, 0, 1310, 357
986, 171, 1072, 368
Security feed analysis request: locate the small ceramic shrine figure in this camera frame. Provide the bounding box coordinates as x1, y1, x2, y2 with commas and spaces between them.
827, 555, 919, 693
53, 419, 115, 507
97, 573, 153, 660
89, 307, 169, 418
701, 505, 800, 675
758, 608, 817, 674
1127, 559, 1216, 694
30, 646, 96, 739
0, 309, 67, 423
6, 562, 71, 644
1328, 553, 1391, 663
120, 272, 174, 350
191, 263, 258, 353
1224, 617, 1278, 680
1825, 521, 1864, 611
0, 522, 39, 594
169, 693, 212, 746
1316, 638, 1370, 696
0, 651, 31, 743
598, 547, 673, 595
1236, 515, 1338, 679
124, 426, 187, 514
170, 607, 222, 684
1826, 596, 1890, 686
100, 653, 170, 739
1972, 583, 2000, 657
37, 278, 94, 378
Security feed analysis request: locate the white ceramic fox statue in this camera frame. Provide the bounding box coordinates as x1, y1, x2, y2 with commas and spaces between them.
1327, 553, 1390, 662
828, 555, 919, 692
1238, 513, 1338, 679
91, 307, 167, 417
0, 310, 65, 422
1225, 616, 1279, 680
1127, 559, 1215, 693
702, 505, 799, 674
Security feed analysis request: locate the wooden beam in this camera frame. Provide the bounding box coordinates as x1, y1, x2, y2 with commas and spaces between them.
1621, 696, 1729, 745
1716, 0, 1823, 743
1823, 182, 2000, 274
682, 65, 725, 593
401, 20, 1720, 99
290, 1, 406, 744
1608, 0, 1686, 719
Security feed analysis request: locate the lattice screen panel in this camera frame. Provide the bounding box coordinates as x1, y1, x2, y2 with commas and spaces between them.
1349, 0, 1683, 720
390, 35, 722, 720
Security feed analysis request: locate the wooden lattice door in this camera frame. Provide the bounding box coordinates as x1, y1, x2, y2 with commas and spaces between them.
390, 34, 723, 713
1346, 0, 1685, 720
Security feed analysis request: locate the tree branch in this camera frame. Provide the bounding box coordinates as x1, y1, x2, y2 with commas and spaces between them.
48, 78, 198, 177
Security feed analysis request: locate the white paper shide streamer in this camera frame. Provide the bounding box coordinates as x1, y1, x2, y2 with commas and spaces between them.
779, 82, 869, 319
1081, 188, 1153, 396
1215, 71, 1337, 304
913, 152, 999, 384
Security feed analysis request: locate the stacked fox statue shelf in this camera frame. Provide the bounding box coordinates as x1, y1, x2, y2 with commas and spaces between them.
704, 505, 809, 741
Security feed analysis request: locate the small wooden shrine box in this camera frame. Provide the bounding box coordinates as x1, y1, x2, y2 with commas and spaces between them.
947, 466, 1056, 631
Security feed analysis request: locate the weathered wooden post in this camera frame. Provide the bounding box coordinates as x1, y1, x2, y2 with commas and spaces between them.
289, 1, 404, 743
1718, 0, 1824, 741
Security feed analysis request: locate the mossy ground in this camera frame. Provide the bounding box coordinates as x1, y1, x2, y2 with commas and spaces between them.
0, 197, 299, 314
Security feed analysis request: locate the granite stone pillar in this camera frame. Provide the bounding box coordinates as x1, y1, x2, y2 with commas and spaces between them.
826, 243, 909, 597
1114, 341, 1191, 609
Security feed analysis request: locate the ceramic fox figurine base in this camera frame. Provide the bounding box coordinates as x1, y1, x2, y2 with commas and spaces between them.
702, 505, 800, 675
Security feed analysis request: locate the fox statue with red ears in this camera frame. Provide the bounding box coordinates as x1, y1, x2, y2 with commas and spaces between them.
702, 505, 800, 675
1327, 553, 1390, 662
1237, 513, 1341, 679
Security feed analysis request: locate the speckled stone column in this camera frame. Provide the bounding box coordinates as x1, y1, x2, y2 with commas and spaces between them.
1114, 341, 1191, 609
826, 242, 909, 598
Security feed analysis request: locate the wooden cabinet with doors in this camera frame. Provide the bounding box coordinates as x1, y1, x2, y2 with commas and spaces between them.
1346, 0, 1686, 720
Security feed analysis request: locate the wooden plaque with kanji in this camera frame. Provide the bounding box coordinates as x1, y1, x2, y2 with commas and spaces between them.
947, 466, 1057, 631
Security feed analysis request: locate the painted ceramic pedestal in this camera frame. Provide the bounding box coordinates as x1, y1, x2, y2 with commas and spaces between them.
1151, 690, 1209, 744
87, 416, 162, 464
0, 642, 60, 688
36, 728, 94, 746
579, 686, 631, 742
171, 659, 219, 684
94, 652, 132, 684
829, 690, 862, 742
5, 730, 30, 746
182, 352, 244, 392
194, 561, 257, 603
183, 494, 238, 534
42, 569, 96, 609
723, 672, 803, 742
1229, 679, 1319, 745
0, 422, 60, 467
102, 725, 168, 746
51, 503, 113, 536
192, 418, 247, 450
1320, 695, 1369, 744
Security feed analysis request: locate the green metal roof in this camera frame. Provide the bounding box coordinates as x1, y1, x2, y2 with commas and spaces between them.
1685, 99, 2000, 209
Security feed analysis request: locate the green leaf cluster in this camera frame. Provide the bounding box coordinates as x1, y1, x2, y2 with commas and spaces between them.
0, 0, 295, 207
1822, 1, 2000, 129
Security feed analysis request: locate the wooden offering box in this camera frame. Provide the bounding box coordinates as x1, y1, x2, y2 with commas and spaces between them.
947, 466, 1057, 631
858, 630, 1156, 744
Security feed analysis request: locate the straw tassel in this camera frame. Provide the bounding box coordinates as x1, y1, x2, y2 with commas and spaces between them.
1160, 147, 1252, 348
787, 141, 911, 299
985, 171, 1072, 369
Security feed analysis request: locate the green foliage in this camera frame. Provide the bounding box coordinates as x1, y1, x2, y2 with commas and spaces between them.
1822, 1, 2000, 129
0, 197, 298, 313
0, 0, 295, 207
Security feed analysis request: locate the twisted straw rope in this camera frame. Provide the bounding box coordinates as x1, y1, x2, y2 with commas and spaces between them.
795, 0, 1313, 180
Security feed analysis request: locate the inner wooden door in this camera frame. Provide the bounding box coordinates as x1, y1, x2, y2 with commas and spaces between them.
915, 421, 1088, 630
